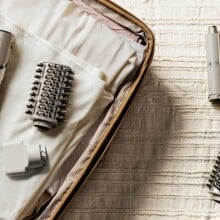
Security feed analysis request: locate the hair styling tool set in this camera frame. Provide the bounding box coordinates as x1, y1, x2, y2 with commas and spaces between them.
0, 30, 74, 176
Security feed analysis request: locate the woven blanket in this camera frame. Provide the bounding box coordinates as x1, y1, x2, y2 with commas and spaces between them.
61, 0, 220, 219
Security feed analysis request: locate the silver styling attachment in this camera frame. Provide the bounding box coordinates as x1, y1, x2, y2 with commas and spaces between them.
26, 62, 74, 130
206, 26, 220, 101
0, 30, 14, 87
2, 143, 48, 176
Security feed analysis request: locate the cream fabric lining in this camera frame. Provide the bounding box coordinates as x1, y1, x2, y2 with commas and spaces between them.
0, 0, 143, 95
41, 0, 145, 202
0, 14, 113, 220
42, 0, 146, 205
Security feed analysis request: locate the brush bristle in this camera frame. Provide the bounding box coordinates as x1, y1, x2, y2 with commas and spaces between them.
26, 62, 74, 130
208, 154, 220, 198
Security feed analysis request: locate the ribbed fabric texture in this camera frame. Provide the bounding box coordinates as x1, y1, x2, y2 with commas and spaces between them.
61, 1, 220, 219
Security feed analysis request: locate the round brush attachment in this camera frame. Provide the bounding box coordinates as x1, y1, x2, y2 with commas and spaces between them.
26, 62, 74, 130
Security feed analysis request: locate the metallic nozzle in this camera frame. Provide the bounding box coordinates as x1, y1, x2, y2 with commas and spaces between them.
209, 26, 218, 34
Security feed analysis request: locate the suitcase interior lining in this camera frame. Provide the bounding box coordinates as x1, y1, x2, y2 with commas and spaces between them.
43, 0, 147, 193
28, 1, 152, 219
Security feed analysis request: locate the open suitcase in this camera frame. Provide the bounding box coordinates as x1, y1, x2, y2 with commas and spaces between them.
0, 0, 154, 219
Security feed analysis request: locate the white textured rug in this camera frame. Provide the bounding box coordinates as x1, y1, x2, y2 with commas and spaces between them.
61, 1, 220, 219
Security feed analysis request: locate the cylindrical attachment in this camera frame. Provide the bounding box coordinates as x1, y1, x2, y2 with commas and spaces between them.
209, 25, 218, 34
0, 30, 14, 86
206, 26, 220, 101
